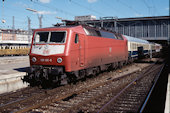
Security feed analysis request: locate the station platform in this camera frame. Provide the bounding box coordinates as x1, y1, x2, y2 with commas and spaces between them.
165, 73, 170, 113
0, 56, 29, 75
0, 56, 29, 94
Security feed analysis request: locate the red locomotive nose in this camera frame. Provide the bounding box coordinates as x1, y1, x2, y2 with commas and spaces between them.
29, 29, 68, 66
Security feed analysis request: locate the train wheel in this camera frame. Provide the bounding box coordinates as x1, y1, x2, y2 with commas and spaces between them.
67, 74, 77, 84
41, 80, 50, 88
118, 62, 123, 68
52, 75, 61, 86
96, 66, 100, 75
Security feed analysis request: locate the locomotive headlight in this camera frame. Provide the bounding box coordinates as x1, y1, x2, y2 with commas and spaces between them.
32, 57, 37, 62
57, 57, 62, 63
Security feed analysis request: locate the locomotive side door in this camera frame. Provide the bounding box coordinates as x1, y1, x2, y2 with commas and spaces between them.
79, 34, 85, 67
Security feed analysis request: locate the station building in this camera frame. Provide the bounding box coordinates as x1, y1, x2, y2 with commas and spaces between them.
81, 16, 170, 45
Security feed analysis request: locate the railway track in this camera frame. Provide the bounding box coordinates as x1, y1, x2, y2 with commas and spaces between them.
98, 63, 164, 113
0, 87, 46, 112
42, 63, 163, 113
0, 61, 163, 113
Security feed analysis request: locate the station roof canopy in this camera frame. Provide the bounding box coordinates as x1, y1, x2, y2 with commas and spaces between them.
86, 16, 170, 22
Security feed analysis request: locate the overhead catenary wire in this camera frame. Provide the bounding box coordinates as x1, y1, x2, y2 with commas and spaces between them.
141, 0, 150, 9
100, 0, 129, 17
0, 0, 75, 29
0, 13, 33, 28
150, 0, 160, 16
70, 0, 106, 17
116, 0, 143, 17
140, 0, 152, 16
8, 5, 56, 28
32, 1, 76, 17
1, 0, 167, 30
1, 0, 6, 23
31, 0, 77, 25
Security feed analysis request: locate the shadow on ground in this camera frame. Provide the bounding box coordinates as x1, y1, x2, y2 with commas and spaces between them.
14, 67, 29, 72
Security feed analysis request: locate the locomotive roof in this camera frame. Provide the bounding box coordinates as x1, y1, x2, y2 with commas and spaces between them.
34, 25, 125, 40
124, 35, 149, 44
36, 25, 79, 29
35, 24, 114, 32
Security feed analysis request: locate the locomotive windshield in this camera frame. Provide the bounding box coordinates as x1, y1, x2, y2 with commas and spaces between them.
34, 31, 66, 44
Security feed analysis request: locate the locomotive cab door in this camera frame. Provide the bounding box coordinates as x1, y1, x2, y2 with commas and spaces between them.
79, 34, 85, 67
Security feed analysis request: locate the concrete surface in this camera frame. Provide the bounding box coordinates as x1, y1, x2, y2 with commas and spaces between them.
0, 56, 29, 75
0, 56, 30, 94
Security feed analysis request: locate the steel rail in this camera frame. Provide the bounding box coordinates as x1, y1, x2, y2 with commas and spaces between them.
14, 66, 146, 113
42, 64, 156, 113
98, 63, 163, 113
0, 63, 154, 113
0, 87, 32, 98
0, 87, 46, 111
139, 63, 165, 113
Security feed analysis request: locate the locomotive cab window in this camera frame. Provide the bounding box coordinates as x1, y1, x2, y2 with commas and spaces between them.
35, 32, 49, 43
75, 34, 79, 44
50, 32, 66, 43
34, 31, 66, 44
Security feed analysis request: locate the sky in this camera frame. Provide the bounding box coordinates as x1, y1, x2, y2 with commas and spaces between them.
0, 0, 169, 30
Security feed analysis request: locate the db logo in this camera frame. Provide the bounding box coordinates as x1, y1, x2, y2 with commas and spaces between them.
43, 49, 50, 54
43, 44, 50, 54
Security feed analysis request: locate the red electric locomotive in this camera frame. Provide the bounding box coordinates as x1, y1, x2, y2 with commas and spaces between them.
25, 24, 128, 85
